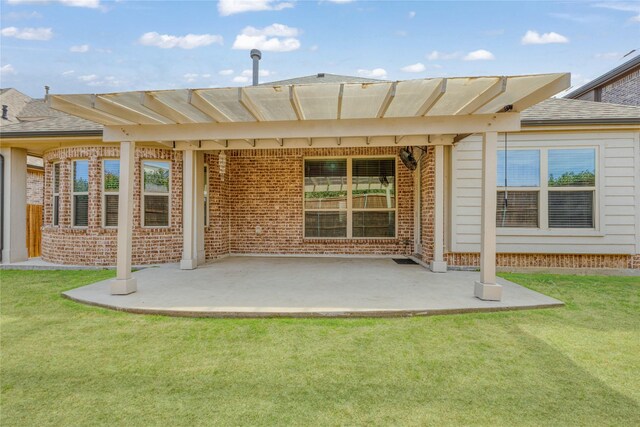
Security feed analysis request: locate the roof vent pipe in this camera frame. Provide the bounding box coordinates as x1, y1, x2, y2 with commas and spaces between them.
250, 49, 261, 86
1, 105, 7, 120
44, 85, 50, 99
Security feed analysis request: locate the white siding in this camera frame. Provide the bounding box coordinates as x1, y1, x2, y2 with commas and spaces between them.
450, 131, 640, 255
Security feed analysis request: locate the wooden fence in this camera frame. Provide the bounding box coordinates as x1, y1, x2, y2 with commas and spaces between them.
26, 204, 42, 258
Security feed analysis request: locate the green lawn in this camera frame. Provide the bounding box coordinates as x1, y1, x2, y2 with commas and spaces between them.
1, 270, 639, 426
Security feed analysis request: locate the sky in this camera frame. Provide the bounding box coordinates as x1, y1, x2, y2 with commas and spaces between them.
0, 0, 639, 98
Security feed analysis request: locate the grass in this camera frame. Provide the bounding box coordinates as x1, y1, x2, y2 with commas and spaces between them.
1, 270, 639, 426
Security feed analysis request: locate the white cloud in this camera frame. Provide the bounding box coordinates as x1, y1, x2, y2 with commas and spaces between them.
4, 11, 43, 20
241, 69, 271, 77
1, 64, 16, 75
139, 32, 223, 49
218, 0, 293, 16
327, 0, 355, 3
401, 62, 426, 73
7, 0, 101, 8
184, 73, 199, 83
62, 70, 75, 76
309, 44, 319, 52
426, 50, 461, 60
521, 30, 569, 45
78, 74, 98, 82
70, 44, 90, 52
1, 26, 53, 40
357, 68, 387, 79
395, 30, 408, 37
232, 23, 301, 52
594, 52, 621, 60
219, 69, 234, 75
408, 11, 416, 19
593, 2, 640, 23
232, 76, 250, 83
463, 49, 495, 61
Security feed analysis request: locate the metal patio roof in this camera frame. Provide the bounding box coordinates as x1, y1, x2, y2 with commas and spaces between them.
49, 73, 570, 127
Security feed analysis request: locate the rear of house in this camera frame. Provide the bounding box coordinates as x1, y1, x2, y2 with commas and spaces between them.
1, 75, 639, 278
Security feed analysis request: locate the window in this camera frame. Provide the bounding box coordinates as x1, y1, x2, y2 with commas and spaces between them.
203, 164, 209, 227
496, 147, 597, 230
72, 160, 89, 227
548, 149, 595, 228
52, 162, 60, 226
103, 160, 119, 227
304, 157, 396, 238
496, 150, 540, 228
142, 160, 170, 227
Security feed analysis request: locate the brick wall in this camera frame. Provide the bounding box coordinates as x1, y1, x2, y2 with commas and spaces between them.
602, 69, 640, 106
27, 169, 44, 205
204, 152, 230, 259
446, 252, 634, 269
420, 147, 435, 263
41, 146, 183, 265
226, 147, 415, 255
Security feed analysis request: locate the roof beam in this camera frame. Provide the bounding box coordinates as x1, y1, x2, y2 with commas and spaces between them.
93, 95, 169, 125
238, 88, 265, 122
337, 84, 344, 119
189, 90, 232, 123
103, 113, 521, 142
289, 86, 305, 120
377, 82, 397, 118
454, 77, 507, 115
511, 73, 571, 112
48, 95, 134, 126
143, 93, 196, 124
416, 78, 447, 116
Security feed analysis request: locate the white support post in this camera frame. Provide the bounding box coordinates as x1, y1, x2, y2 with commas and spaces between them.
180, 149, 197, 270
430, 145, 447, 273
474, 131, 502, 301
0, 147, 28, 264
111, 141, 137, 295
194, 151, 205, 265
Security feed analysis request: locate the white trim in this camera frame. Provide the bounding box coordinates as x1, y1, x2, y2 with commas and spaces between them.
141, 159, 171, 228
52, 161, 60, 227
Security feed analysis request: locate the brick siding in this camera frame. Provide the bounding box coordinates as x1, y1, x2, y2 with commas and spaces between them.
226, 147, 415, 255
602, 69, 640, 107
41, 146, 183, 265
27, 169, 44, 205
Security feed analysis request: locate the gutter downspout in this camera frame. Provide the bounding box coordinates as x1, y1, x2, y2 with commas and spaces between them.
0, 154, 4, 262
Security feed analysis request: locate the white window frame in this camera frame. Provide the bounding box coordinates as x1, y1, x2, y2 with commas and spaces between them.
102, 159, 119, 228
52, 161, 60, 226
303, 155, 398, 239
71, 159, 89, 228
141, 159, 171, 228
497, 145, 599, 232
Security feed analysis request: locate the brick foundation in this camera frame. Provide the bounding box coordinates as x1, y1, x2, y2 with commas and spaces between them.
446, 252, 635, 270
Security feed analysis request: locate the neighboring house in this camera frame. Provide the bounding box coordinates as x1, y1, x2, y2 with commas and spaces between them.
565, 54, 640, 106
1, 73, 639, 295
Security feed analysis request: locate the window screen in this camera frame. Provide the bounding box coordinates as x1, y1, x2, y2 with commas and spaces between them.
497, 191, 539, 228
549, 191, 594, 228
304, 211, 347, 238
103, 160, 119, 227
352, 211, 395, 237
73, 160, 89, 227
143, 161, 170, 227
304, 159, 347, 209
352, 159, 395, 209
548, 149, 595, 187
497, 150, 539, 187
53, 163, 60, 226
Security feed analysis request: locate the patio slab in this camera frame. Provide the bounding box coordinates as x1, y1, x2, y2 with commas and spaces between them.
63, 256, 564, 317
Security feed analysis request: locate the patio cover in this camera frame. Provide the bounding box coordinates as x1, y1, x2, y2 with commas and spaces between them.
49, 73, 570, 145
46, 72, 571, 301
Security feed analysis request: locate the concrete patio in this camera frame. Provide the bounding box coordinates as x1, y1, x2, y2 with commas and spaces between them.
62, 257, 563, 317
64, 257, 563, 317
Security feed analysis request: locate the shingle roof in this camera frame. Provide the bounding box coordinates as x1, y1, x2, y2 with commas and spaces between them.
0, 114, 102, 136
262, 73, 385, 86
17, 99, 66, 119
521, 97, 640, 125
